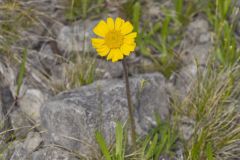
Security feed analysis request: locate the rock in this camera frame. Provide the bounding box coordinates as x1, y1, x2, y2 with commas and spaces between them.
26, 47, 65, 94
28, 45, 59, 77
175, 146, 184, 160
170, 17, 212, 100
0, 141, 14, 160
163, 17, 211, 100
23, 132, 42, 154
32, 147, 79, 160
0, 62, 13, 133
169, 64, 197, 99
237, 20, 240, 36
129, 56, 157, 74
186, 18, 209, 43
20, 29, 45, 50
95, 59, 123, 79
9, 141, 27, 160
40, 73, 169, 155
10, 108, 32, 138
56, 20, 98, 55
180, 17, 213, 65
0, 86, 14, 131
3, 132, 42, 160
17, 0, 68, 49
0, 58, 15, 93
234, 0, 240, 7
0, 96, 3, 131
183, 43, 212, 65
147, 1, 162, 19
199, 32, 211, 44
95, 56, 157, 80
19, 89, 45, 123
0, 83, 15, 143
178, 116, 195, 140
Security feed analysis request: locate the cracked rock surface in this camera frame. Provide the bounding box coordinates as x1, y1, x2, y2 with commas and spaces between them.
40, 73, 169, 154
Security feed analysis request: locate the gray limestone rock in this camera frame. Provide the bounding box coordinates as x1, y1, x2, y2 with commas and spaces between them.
180, 17, 212, 65
0, 70, 15, 143
168, 64, 198, 99
56, 20, 98, 55
10, 108, 32, 139
0, 59, 15, 95
178, 116, 195, 141
19, 89, 45, 123
40, 73, 169, 155
0, 141, 14, 160
95, 59, 123, 79
9, 141, 27, 160
2, 132, 42, 160
171, 17, 211, 99
32, 147, 79, 160
23, 132, 42, 154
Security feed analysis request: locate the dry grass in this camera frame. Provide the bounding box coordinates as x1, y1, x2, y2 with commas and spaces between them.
173, 63, 240, 160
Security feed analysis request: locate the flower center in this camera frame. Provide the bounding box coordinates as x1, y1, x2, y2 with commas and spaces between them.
105, 30, 123, 49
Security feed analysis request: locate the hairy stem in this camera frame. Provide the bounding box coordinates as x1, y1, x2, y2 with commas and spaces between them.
122, 58, 136, 149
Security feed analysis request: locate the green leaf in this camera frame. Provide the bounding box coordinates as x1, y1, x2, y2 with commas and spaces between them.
16, 48, 27, 97
145, 134, 158, 159
81, 0, 88, 19
161, 16, 171, 43
141, 135, 151, 158
174, 0, 183, 15
132, 1, 141, 33
115, 122, 123, 159
161, 16, 171, 55
95, 131, 111, 160
206, 142, 214, 160
149, 22, 161, 36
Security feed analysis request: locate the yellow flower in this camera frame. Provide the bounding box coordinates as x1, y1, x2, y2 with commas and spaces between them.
91, 17, 137, 62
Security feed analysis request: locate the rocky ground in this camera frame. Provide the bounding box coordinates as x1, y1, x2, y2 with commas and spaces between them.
0, 0, 239, 160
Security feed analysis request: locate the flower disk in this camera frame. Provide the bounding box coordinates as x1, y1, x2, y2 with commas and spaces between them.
91, 17, 137, 62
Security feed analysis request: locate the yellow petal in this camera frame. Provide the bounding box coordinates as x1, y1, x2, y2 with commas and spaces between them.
123, 38, 135, 44
120, 45, 130, 55
96, 45, 110, 57
93, 20, 109, 37
91, 38, 105, 48
98, 50, 110, 57
121, 21, 133, 35
107, 49, 114, 60
120, 43, 136, 55
129, 43, 136, 51
96, 44, 108, 50
115, 17, 124, 31
124, 32, 137, 39
112, 49, 123, 62
107, 18, 114, 30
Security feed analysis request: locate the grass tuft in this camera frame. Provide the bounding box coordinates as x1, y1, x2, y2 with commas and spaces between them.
173, 63, 240, 160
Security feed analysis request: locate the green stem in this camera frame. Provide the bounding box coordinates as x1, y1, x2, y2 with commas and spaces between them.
122, 58, 136, 150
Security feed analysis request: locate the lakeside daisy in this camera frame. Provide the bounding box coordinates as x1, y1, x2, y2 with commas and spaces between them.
91, 17, 137, 62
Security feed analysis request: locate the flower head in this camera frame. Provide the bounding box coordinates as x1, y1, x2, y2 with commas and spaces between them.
91, 17, 137, 62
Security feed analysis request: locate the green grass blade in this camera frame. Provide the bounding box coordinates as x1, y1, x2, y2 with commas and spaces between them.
141, 135, 151, 158
132, 1, 141, 33
206, 142, 214, 160
156, 129, 168, 157
161, 16, 171, 43
223, 0, 231, 19
81, 0, 88, 19
95, 131, 111, 160
16, 48, 27, 97
115, 122, 123, 159
145, 134, 158, 159
161, 16, 171, 55
174, 0, 183, 15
